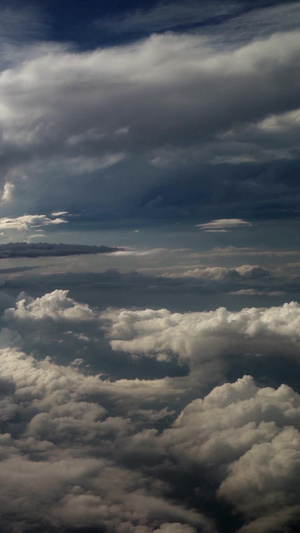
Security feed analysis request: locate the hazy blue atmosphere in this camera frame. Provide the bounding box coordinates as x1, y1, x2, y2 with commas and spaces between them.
0, 1, 299, 532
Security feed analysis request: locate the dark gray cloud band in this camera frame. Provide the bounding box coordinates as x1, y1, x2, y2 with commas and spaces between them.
0, 242, 122, 258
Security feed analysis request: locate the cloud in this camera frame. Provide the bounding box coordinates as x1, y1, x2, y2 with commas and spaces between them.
5, 289, 96, 323
0, 241, 122, 258
51, 211, 68, 217
0, 5, 45, 47
229, 289, 284, 296
0, 331, 214, 532
219, 428, 300, 532
153, 525, 197, 533
198, 246, 300, 258
0, 182, 14, 204
155, 375, 300, 532
163, 264, 270, 280
95, 0, 238, 36
0, 14, 299, 222
0, 214, 67, 231
102, 301, 300, 365
196, 219, 252, 231
207, 2, 300, 46
1, 286, 300, 531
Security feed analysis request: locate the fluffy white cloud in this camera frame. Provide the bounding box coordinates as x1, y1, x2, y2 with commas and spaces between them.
0, 182, 14, 204
102, 301, 300, 364
218, 428, 300, 532
5, 289, 96, 322
0, 339, 214, 532
152, 376, 300, 532
1, 287, 300, 531
160, 375, 300, 464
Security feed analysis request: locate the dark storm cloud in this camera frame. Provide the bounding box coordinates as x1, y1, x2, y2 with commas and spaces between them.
0, 1, 299, 223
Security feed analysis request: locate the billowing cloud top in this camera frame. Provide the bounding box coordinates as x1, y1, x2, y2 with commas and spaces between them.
0, 289, 300, 531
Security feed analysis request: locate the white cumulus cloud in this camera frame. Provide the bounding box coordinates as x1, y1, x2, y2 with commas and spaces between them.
102, 302, 300, 365
5, 289, 96, 323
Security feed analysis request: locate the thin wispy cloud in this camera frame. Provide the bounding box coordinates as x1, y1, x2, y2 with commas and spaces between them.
196, 218, 252, 231
0, 214, 68, 231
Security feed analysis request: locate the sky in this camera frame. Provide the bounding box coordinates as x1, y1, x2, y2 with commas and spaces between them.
0, 1, 300, 532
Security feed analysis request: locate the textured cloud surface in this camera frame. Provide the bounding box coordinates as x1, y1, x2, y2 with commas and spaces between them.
0, 311, 213, 533
0, 288, 299, 531
103, 302, 300, 364
0, 2, 299, 224
159, 376, 300, 532
0, 1, 299, 531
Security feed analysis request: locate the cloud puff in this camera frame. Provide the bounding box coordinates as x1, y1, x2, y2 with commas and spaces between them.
5, 289, 96, 322
155, 375, 300, 532
0, 182, 14, 204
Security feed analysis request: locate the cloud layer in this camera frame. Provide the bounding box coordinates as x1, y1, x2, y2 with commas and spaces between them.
0, 2, 299, 531
0, 289, 300, 531
103, 301, 300, 365
0, 242, 121, 258
0, 2, 299, 224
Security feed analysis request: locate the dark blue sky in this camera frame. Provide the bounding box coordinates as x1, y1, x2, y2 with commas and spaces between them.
8, 0, 294, 47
